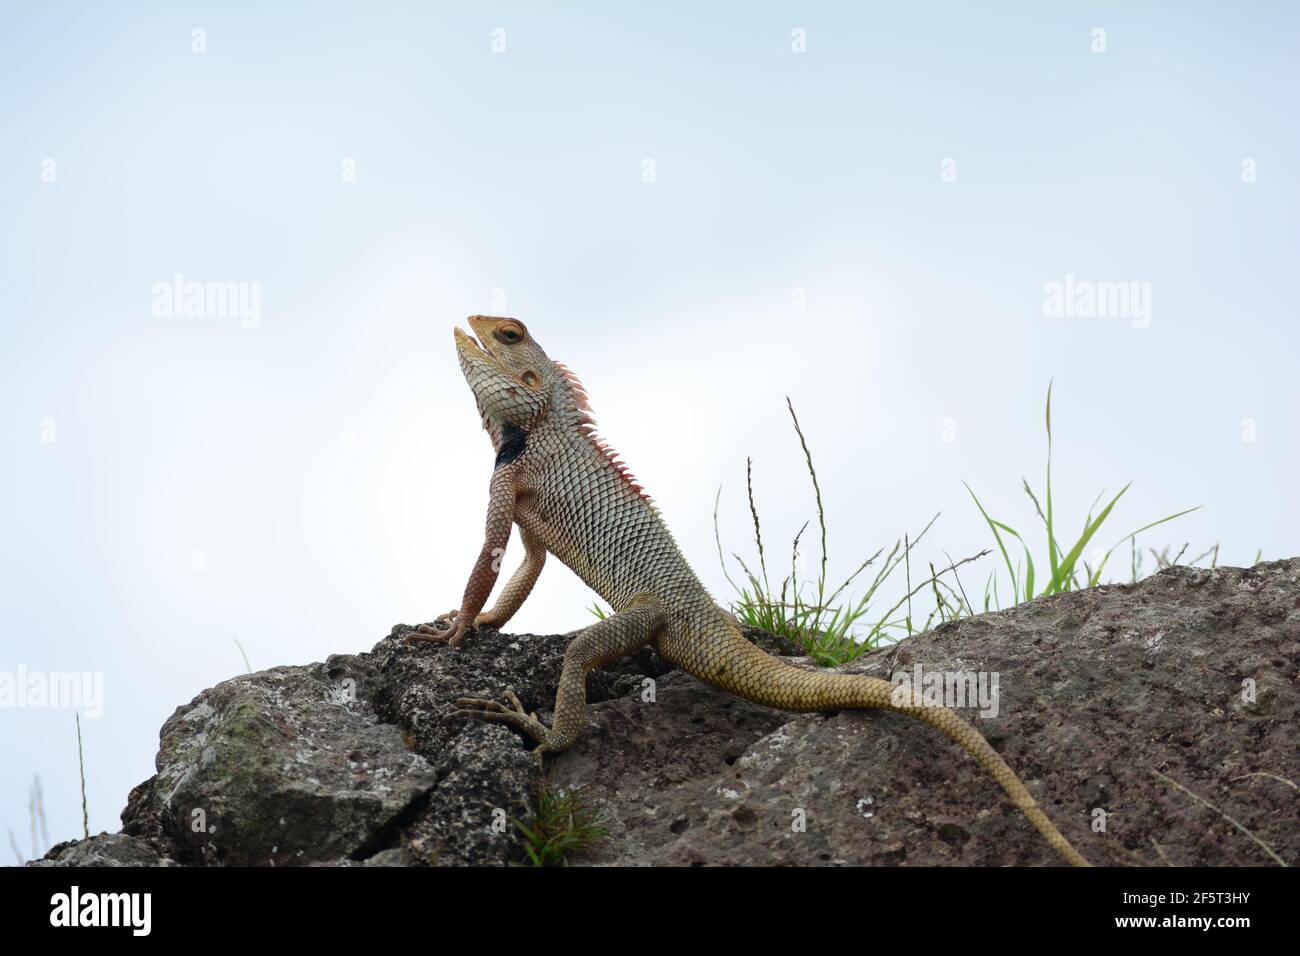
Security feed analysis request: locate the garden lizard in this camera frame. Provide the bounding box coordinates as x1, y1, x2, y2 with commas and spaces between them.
409, 315, 1091, 867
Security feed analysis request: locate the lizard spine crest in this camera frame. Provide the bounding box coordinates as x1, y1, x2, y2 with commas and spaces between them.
552, 360, 655, 506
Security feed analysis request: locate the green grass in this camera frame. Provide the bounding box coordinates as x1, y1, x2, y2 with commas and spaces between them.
75, 715, 88, 840
233, 638, 253, 674
712, 385, 1216, 663
715, 398, 987, 666
965, 383, 1200, 607
514, 784, 608, 867
7, 775, 49, 865
1131, 543, 1222, 581
586, 383, 1228, 663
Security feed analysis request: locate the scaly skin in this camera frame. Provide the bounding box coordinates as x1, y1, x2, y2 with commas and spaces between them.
412, 315, 1091, 867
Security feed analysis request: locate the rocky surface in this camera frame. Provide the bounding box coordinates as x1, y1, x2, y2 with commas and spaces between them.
36, 559, 1299, 867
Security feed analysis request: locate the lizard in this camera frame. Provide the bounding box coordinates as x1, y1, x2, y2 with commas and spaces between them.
408, 314, 1091, 867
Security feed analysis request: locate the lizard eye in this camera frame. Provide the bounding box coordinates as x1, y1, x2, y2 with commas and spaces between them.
494, 324, 524, 344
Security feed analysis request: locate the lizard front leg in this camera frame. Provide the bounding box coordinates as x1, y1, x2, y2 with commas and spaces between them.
473, 525, 545, 630
409, 465, 517, 649
453, 596, 664, 754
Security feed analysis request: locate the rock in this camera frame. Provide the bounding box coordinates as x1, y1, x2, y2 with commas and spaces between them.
38, 559, 1300, 867
32, 832, 177, 867
586, 560, 1299, 867
364, 625, 670, 865
120, 654, 441, 866
546, 669, 789, 863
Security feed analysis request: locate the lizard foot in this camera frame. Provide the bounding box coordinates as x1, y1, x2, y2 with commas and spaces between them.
407, 610, 465, 647
452, 690, 551, 748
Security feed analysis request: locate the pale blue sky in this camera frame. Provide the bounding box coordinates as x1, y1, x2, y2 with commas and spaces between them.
2, 2, 1296, 856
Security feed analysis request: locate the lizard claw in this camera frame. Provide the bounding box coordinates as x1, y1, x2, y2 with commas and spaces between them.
451, 689, 550, 745
452, 690, 528, 716
457, 691, 527, 712
406, 610, 466, 647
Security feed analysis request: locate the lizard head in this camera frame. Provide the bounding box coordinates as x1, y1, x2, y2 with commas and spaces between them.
454, 315, 553, 430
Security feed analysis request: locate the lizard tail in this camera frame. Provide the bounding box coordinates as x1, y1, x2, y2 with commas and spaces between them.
699, 628, 1091, 867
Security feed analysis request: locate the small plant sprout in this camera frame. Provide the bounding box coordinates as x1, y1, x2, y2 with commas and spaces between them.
514, 784, 608, 866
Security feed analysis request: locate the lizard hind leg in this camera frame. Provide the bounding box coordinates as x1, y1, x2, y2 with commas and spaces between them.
452, 596, 665, 755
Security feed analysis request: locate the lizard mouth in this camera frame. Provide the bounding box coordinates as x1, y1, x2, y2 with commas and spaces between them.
454, 325, 498, 363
